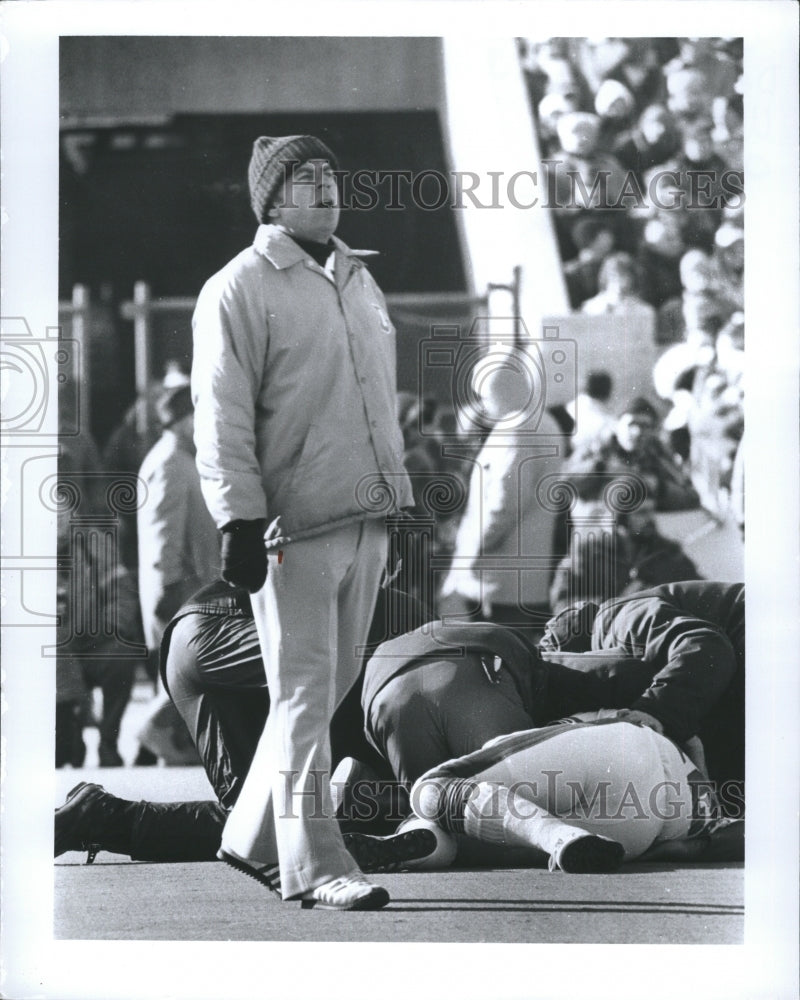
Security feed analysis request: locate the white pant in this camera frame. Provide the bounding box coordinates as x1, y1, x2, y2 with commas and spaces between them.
418, 721, 695, 859
220, 519, 386, 898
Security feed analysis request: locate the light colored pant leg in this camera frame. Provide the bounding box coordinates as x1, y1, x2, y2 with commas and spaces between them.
221, 520, 386, 899
447, 722, 693, 859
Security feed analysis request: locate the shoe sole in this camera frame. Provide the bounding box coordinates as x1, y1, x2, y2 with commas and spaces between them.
217, 849, 282, 897
300, 886, 390, 911
343, 828, 437, 873
557, 836, 626, 874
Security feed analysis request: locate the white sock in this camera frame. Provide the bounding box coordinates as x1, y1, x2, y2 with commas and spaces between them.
462, 781, 588, 855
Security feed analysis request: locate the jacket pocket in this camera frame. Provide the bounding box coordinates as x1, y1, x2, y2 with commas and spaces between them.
283, 423, 319, 500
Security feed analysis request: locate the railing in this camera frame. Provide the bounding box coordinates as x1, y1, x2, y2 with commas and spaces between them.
56, 284, 91, 434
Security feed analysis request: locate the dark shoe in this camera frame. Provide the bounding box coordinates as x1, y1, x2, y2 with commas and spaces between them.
549, 833, 626, 874
217, 848, 282, 898
54, 782, 109, 863
343, 827, 437, 873
331, 757, 409, 833
702, 817, 744, 862
298, 873, 389, 911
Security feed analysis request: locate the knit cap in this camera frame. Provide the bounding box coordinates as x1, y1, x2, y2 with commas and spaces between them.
556, 112, 601, 155
247, 135, 338, 223
539, 602, 599, 652
594, 79, 635, 118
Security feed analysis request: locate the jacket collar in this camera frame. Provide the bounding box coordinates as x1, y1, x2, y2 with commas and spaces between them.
253, 224, 378, 273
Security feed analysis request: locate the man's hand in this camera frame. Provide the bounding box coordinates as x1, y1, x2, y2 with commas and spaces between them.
220, 519, 268, 593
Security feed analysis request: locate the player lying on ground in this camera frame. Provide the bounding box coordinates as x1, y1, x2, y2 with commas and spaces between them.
55, 581, 744, 873
397, 715, 743, 873
365, 581, 745, 809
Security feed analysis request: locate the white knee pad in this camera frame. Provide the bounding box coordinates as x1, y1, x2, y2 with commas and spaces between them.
411, 776, 449, 822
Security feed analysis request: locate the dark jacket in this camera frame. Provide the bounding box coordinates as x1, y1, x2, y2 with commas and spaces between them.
543, 581, 744, 744
361, 620, 656, 734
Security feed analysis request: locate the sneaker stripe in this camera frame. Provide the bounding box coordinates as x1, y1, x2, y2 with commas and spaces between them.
217, 850, 282, 897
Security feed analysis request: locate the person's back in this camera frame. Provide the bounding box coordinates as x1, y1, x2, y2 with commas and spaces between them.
137, 391, 220, 650
442, 352, 568, 626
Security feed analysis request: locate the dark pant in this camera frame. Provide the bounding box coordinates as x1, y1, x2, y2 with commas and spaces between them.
81, 659, 136, 759
164, 613, 269, 808
123, 610, 389, 861
367, 655, 535, 787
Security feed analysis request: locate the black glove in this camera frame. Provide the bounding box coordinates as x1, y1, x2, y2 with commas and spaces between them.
220, 519, 268, 593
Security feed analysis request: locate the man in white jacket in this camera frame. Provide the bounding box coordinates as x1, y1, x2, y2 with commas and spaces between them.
191, 135, 413, 910
440, 345, 567, 630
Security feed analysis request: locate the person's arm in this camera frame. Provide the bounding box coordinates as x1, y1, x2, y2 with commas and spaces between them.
629, 615, 738, 743
191, 278, 269, 528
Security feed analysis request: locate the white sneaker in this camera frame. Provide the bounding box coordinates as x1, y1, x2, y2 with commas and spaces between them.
298, 872, 390, 911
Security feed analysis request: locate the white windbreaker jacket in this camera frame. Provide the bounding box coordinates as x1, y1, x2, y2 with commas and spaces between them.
191, 225, 412, 541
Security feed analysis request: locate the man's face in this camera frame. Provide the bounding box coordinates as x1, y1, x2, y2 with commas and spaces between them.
269, 159, 340, 243
615, 412, 655, 453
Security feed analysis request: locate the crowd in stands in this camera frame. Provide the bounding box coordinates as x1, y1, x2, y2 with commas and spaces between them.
520, 35, 744, 519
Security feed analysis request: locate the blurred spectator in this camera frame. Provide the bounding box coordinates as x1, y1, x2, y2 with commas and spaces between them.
730, 432, 744, 539
101, 367, 189, 571
537, 92, 581, 157
549, 497, 701, 614
135, 383, 220, 765
612, 104, 682, 182
712, 92, 744, 172
599, 38, 670, 113
664, 66, 712, 127
664, 38, 741, 106
563, 396, 700, 511
580, 251, 657, 327
137, 384, 220, 650
637, 207, 686, 308
593, 79, 636, 149
55, 561, 141, 768
645, 120, 729, 251
657, 248, 733, 344
440, 346, 568, 629
566, 370, 616, 449
520, 38, 595, 111
548, 527, 628, 614
562, 216, 617, 308
713, 220, 744, 311
685, 313, 744, 509
548, 112, 628, 215
56, 390, 141, 767
654, 315, 719, 462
